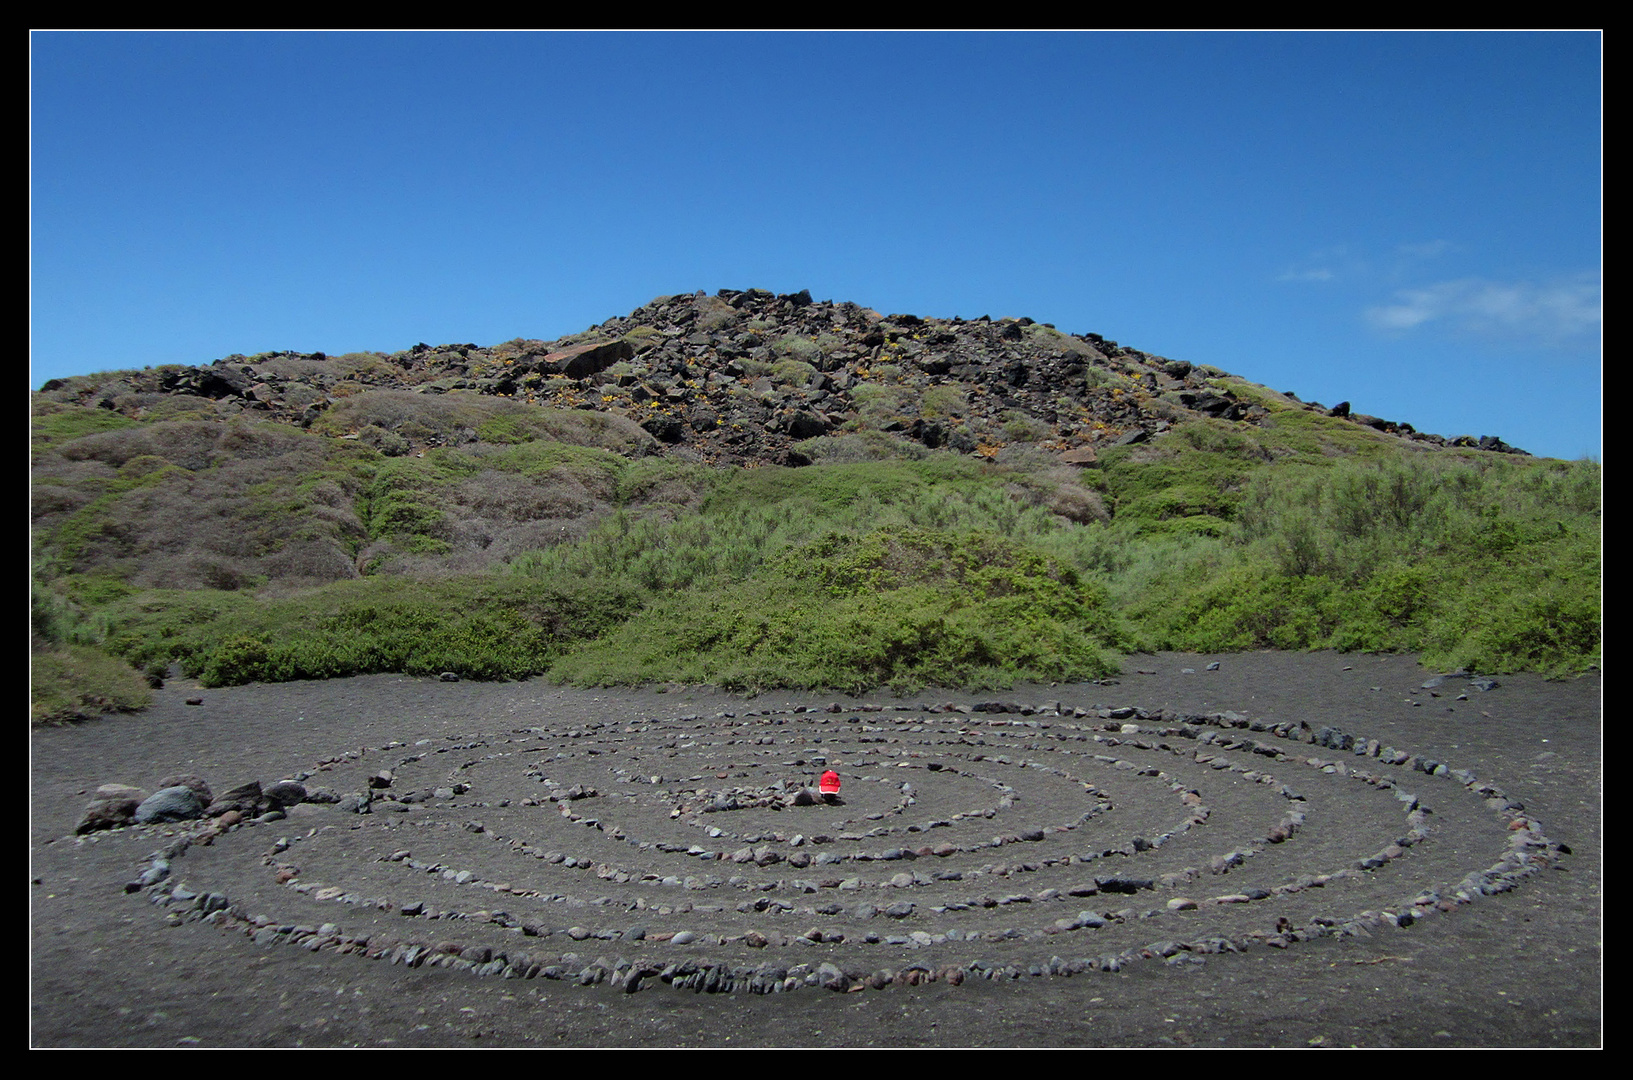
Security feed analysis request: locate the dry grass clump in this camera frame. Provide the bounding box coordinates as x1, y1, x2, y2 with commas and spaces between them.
314, 390, 658, 456
57, 421, 222, 470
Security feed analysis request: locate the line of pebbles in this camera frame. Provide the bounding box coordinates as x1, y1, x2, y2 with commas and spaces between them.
97, 698, 1568, 996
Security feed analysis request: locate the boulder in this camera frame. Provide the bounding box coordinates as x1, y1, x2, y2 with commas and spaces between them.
76, 784, 148, 833
263, 780, 308, 808
206, 780, 263, 817
135, 786, 206, 824
155, 774, 212, 807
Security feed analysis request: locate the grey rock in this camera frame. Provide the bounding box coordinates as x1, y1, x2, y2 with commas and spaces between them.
135, 786, 205, 824
155, 774, 212, 806
263, 780, 307, 807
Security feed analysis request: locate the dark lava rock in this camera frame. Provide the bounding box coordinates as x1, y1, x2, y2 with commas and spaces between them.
135, 786, 206, 824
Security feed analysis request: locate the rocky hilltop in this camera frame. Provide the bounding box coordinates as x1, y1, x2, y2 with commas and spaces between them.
36, 288, 1526, 464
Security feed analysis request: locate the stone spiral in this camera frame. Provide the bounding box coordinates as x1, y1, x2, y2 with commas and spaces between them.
128, 699, 1565, 995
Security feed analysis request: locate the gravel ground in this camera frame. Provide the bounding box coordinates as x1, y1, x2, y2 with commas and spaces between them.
31, 651, 1601, 1048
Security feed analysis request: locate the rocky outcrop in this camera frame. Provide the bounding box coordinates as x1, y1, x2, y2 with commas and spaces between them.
35, 289, 1528, 464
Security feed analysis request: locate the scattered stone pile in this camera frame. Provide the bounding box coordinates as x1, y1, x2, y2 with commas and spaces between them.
78, 774, 316, 835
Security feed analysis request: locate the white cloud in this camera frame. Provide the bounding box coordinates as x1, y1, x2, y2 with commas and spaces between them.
1278, 245, 1353, 284
1365, 275, 1600, 344
1396, 239, 1454, 260
1368, 290, 1440, 330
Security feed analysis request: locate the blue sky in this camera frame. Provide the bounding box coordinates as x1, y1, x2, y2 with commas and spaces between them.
30, 31, 1601, 460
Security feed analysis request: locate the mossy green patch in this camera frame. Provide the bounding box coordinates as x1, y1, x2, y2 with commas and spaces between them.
31, 645, 153, 725
31, 397, 142, 455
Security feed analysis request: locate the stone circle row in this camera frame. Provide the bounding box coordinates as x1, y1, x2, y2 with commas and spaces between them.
107, 699, 1565, 995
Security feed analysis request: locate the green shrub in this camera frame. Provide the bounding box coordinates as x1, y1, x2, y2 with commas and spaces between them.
694, 297, 739, 333
771, 335, 822, 365
31, 645, 153, 724
921, 386, 968, 418
1001, 411, 1049, 443
98, 576, 646, 687
551, 573, 1120, 695
770, 358, 817, 384
620, 325, 665, 349
359, 424, 411, 456
1117, 454, 1599, 672
549, 526, 1125, 693
359, 457, 448, 543
805, 432, 936, 464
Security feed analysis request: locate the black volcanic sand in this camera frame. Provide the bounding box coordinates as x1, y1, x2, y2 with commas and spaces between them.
31, 652, 1601, 1048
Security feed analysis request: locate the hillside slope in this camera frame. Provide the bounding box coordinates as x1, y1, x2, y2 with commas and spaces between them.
31, 290, 1596, 719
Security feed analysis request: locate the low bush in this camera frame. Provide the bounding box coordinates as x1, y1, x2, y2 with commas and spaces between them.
1117, 454, 1600, 674
550, 527, 1124, 694
31, 645, 153, 725
98, 575, 646, 687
